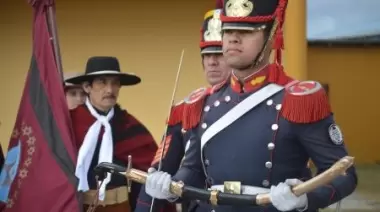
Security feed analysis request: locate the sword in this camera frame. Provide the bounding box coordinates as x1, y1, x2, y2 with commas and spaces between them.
94, 156, 354, 206
150, 49, 185, 211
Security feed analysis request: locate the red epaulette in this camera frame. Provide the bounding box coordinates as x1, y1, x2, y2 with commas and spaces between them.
166, 100, 185, 126
281, 80, 331, 123
182, 87, 211, 130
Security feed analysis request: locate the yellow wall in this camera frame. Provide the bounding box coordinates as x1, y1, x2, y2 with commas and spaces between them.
0, 0, 214, 146
1, 0, 379, 164
308, 47, 380, 164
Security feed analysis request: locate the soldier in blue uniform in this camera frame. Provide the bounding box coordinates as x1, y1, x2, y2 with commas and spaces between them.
134, 8, 231, 212
143, 0, 358, 212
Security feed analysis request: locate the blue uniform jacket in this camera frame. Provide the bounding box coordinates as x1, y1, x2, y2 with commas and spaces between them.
135, 121, 196, 212
173, 80, 357, 212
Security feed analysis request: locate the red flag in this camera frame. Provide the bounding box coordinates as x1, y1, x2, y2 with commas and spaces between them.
0, 0, 81, 211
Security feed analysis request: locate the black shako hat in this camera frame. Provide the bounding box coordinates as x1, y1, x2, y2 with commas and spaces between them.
200, 9, 223, 54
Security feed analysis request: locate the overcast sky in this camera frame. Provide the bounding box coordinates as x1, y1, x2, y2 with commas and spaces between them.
307, 0, 380, 40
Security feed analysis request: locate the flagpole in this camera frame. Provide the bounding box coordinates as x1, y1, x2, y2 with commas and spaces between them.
46, 5, 64, 81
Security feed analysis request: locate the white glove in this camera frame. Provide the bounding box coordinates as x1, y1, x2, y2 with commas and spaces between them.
145, 168, 178, 200
270, 179, 308, 212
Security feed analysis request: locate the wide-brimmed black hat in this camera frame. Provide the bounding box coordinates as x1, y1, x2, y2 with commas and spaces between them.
65, 56, 141, 86
200, 9, 223, 54
64, 72, 83, 88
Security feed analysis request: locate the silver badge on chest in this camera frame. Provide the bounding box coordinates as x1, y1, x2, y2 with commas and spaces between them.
328, 124, 343, 145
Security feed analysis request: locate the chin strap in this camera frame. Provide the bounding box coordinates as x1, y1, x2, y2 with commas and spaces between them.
237, 21, 277, 71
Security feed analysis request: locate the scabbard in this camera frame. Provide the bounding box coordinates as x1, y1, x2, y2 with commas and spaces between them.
180, 186, 210, 202
215, 193, 259, 206
170, 182, 266, 206
95, 156, 354, 207
181, 185, 260, 206
95, 164, 265, 206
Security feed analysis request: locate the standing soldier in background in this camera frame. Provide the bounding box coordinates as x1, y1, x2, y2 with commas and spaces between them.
66, 56, 158, 212
64, 72, 86, 109
144, 0, 358, 212
134, 8, 231, 212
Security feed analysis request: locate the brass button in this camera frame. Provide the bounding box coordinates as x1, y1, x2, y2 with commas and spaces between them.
204, 105, 210, 112
265, 161, 272, 169
268, 143, 275, 150
262, 180, 270, 187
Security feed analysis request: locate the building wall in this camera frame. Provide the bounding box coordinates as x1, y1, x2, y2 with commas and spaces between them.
0, 0, 378, 163
0, 0, 214, 146
308, 46, 380, 164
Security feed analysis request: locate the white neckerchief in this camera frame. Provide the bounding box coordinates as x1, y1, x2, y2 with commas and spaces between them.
75, 98, 114, 201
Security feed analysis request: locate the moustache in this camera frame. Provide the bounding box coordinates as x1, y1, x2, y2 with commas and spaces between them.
103, 95, 116, 100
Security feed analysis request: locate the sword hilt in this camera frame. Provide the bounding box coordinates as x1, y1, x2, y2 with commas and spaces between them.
94, 155, 143, 193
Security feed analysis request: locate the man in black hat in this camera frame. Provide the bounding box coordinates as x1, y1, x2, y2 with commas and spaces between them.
134, 8, 231, 212
66, 56, 158, 212
64, 72, 86, 109
143, 0, 357, 212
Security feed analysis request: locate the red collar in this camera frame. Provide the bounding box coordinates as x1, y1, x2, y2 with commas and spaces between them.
230, 66, 269, 93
